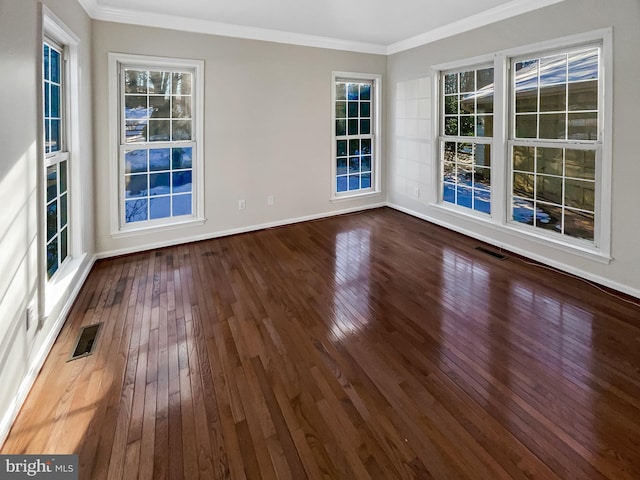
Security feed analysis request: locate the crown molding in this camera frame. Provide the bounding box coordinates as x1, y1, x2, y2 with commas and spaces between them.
76, 0, 387, 54
78, 0, 566, 55
386, 0, 566, 54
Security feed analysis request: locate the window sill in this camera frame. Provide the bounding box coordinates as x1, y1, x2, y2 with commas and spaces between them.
45, 253, 87, 318
111, 217, 206, 239
331, 190, 382, 203
430, 202, 611, 264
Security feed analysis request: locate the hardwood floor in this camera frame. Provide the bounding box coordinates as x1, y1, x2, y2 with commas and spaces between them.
3, 207, 640, 479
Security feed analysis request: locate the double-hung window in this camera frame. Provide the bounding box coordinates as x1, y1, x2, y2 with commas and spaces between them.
110, 54, 204, 234
43, 39, 69, 278
440, 65, 494, 214
332, 72, 381, 199
510, 46, 600, 242
436, 30, 610, 256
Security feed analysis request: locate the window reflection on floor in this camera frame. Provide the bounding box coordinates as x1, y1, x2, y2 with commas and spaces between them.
331, 228, 371, 341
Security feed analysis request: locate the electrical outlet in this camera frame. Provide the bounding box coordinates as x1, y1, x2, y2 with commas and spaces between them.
267, 195, 274, 206
413, 186, 420, 198
238, 199, 246, 210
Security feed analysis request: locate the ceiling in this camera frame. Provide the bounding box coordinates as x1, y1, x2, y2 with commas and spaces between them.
79, 0, 564, 54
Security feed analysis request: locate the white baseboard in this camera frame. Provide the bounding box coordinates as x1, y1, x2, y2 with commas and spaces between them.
97, 202, 386, 259
0, 254, 96, 448
387, 202, 640, 300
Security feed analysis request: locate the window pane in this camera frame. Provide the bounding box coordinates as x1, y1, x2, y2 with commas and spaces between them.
336, 120, 346, 136
476, 93, 493, 114
565, 179, 595, 211
444, 73, 457, 94
535, 202, 562, 232
148, 71, 171, 94
564, 209, 594, 240
459, 95, 475, 114
172, 72, 191, 95
360, 84, 371, 100
516, 89, 537, 113
457, 186, 472, 208
149, 120, 170, 141
50, 48, 60, 83
513, 197, 535, 224
361, 173, 371, 189
360, 119, 370, 134
126, 174, 147, 198
513, 146, 535, 172
443, 183, 455, 203
568, 80, 598, 111
150, 173, 170, 195
150, 196, 171, 219
126, 149, 148, 173
443, 162, 456, 183
515, 114, 537, 138
539, 84, 566, 112
347, 84, 359, 100
476, 115, 493, 137
445, 95, 458, 115
568, 49, 598, 81
536, 175, 563, 204
460, 71, 475, 92
337, 158, 347, 175
125, 119, 148, 143
60, 160, 67, 194
172, 96, 191, 118
360, 102, 370, 117
336, 140, 347, 156
348, 175, 360, 190
477, 68, 494, 89
51, 84, 60, 117
537, 147, 563, 175
44, 44, 50, 81
337, 176, 347, 192
125, 199, 148, 223
475, 144, 491, 167
172, 171, 192, 193
336, 83, 346, 100
460, 116, 474, 136
349, 157, 359, 173
473, 187, 491, 214
349, 139, 359, 155
539, 55, 566, 85
475, 166, 491, 189
568, 112, 597, 140
361, 156, 371, 172
60, 193, 68, 228
172, 147, 193, 169
348, 119, 358, 135
47, 202, 57, 241
565, 149, 595, 180
513, 172, 535, 199
47, 237, 58, 278
173, 194, 192, 216
361, 139, 371, 154
50, 120, 60, 152
172, 120, 192, 141
348, 102, 358, 117
515, 60, 538, 91
150, 96, 171, 118
125, 96, 148, 118
60, 227, 68, 263
47, 165, 57, 202
335, 101, 346, 118
539, 113, 565, 139
444, 117, 458, 136
125, 70, 148, 94
149, 148, 170, 171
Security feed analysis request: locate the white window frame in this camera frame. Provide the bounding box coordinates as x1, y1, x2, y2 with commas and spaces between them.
108, 53, 205, 237
331, 71, 382, 201
431, 29, 612, 261
39, 7, 87, 319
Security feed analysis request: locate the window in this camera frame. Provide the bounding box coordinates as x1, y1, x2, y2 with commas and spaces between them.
434, 30, 611, 257
110, 54, 204, 234
332, 72, 381, 199
511, 46, 600, 242
43, 39, 69, 278
440, 66, 494, 213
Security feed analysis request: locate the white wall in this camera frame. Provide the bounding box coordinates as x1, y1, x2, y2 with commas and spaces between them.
0, 0, 95, 443
386, 0, 640, 296
91, 22, 387, 256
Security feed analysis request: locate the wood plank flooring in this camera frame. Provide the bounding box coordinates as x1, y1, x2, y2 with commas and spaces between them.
3, 207, 640, 479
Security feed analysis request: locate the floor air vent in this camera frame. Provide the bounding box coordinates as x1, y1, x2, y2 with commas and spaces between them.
68, 323, 102, 361
475, 246, 508, 260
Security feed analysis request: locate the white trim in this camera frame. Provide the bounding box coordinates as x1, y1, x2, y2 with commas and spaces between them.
0, 254, 96, 447
331, 71, 383, 201
97, 203, 386, 259
108, 53, 205, 235
386, 203, 634, 292
77, 0, 565, 55
41, 6, 86, 324
429, 28, 612, 260
387, 0, 567, 54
